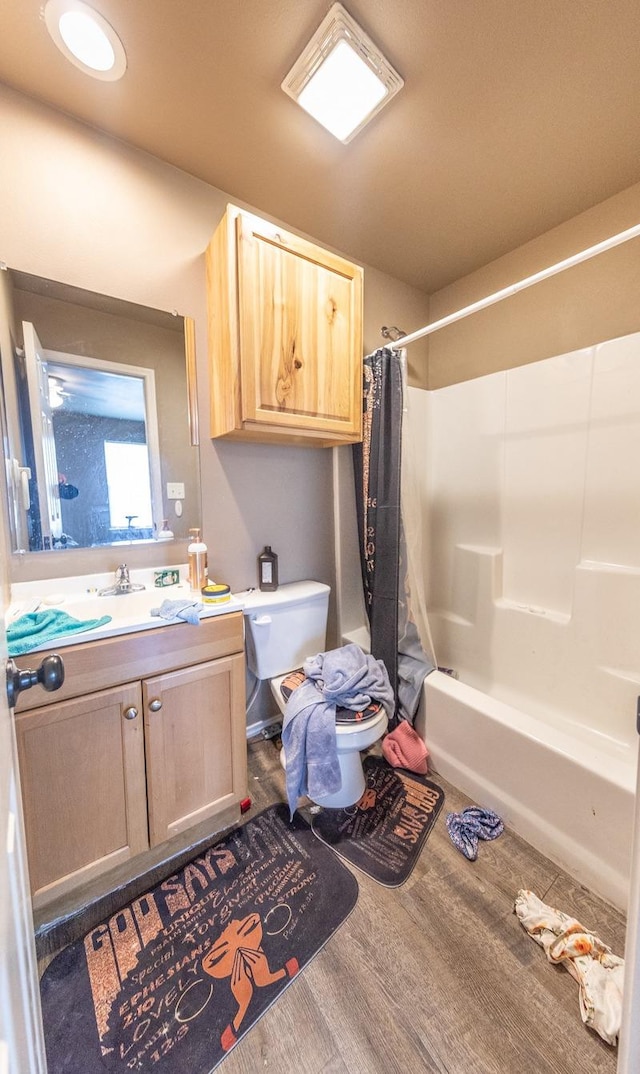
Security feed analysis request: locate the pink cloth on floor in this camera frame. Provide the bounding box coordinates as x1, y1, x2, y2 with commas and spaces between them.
382, 721, 429, 775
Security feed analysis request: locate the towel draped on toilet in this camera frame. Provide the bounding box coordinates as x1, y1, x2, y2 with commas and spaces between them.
281, 643, 394, 817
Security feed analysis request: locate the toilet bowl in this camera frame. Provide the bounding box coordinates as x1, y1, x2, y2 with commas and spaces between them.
270, 670, 388, 808
239, 581, 389, 809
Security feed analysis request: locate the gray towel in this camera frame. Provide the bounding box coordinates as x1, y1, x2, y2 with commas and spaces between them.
150, 599, 202, 625
281, 643, 394, 817
304, 644, 395, 721
281, 679, 341, 819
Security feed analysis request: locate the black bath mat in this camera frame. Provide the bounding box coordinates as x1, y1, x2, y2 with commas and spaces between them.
40, 804, 358, 1073
311, 756, 444, 886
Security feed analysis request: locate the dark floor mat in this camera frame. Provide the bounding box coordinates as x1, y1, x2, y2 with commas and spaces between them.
311, 755, 444, 886
40, 803, 358, 1073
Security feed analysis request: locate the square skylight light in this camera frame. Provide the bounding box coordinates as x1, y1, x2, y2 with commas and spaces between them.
282, 3, 403, 144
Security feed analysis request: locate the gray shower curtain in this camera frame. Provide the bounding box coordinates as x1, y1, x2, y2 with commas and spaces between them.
353, 347, 434, 728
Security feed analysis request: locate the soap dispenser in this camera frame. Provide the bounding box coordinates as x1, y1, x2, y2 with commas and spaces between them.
188, 528, 208, 591
157, 519, 174, 540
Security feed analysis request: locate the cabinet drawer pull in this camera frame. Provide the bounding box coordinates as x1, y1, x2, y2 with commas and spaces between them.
124, 706, 138, 721
148, 699, 163, 712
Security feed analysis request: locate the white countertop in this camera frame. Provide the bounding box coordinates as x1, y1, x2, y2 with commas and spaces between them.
8, 565, 243, 654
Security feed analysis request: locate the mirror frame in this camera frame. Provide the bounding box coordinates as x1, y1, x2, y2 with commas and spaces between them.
184, 316, 199, 448
0, 265, 200, 580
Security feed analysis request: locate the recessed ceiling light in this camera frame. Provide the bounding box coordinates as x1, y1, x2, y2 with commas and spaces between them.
282, 2, 403, 144
44, 0, 127, 81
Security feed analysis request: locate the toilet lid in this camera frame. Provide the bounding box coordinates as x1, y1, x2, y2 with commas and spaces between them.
278, 668, 384, 724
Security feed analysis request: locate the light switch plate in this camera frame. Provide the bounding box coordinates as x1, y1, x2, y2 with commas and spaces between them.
166, 482, 185, 499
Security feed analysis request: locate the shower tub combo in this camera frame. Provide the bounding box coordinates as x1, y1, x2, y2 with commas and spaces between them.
417, 666, 635, 912
411, 334, 640, 913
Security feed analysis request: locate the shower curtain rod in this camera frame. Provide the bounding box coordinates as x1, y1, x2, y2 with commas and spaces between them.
388, 222, 640, 349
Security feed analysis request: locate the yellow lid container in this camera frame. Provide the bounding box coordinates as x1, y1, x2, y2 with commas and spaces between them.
201, 583, 231, 604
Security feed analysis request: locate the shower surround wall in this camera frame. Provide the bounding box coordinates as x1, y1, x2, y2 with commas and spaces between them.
416, 330, 640, 909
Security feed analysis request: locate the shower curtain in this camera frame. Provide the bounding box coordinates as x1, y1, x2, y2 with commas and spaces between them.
353, 347, 435, 727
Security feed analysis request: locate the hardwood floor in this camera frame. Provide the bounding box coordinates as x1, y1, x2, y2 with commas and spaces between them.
224, 737, 626, 1074
35, 736, 626, 1072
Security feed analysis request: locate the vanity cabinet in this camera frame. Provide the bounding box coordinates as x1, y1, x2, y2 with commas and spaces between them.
206, 203, 364, 447
15, 683, 149, 908
13, 612, 246, 909
143, 655, 245, 845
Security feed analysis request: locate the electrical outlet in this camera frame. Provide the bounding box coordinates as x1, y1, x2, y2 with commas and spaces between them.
166, 482, 185, 499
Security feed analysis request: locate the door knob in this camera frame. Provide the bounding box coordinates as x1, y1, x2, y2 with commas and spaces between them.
148, 698, 162, 712
6, 653, 65, 709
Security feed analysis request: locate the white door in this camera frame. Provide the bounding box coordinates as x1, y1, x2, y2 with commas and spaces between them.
0, 549, 47, 1071
22, 321, 62, 549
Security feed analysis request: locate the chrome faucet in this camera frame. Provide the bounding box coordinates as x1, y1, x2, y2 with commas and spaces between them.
98, 563, 145, 596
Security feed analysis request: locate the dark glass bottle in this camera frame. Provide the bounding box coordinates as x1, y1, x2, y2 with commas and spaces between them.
258, 546, 278, 591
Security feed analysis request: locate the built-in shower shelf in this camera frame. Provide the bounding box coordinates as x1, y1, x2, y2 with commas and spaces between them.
601, 665, 640, 686
578, 560, 640, 575
430, 609, 473, 628
495, 598, 570, 625
341, 625, 371, 652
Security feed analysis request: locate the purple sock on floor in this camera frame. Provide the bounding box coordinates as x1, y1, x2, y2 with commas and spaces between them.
446, 807, 504, 860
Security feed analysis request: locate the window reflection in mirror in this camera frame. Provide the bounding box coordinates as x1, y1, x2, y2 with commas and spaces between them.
0, 267, 200, 554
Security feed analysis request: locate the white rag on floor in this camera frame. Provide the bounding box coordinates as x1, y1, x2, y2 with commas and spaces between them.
514, 889, 624, 1046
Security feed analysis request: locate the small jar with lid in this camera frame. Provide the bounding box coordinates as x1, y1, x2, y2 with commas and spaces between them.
201, 583, 231, 605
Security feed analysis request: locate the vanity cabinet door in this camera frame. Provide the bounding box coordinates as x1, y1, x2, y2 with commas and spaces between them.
143, 653, 246, 846
207, 204, 363, 446
15, 682, 149, 909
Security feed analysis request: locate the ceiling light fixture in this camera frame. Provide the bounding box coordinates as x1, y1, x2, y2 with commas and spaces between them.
44, 0, 127, 81
282, 2, 403, 144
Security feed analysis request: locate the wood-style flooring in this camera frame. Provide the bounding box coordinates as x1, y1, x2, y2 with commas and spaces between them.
224, 737, 626, 1074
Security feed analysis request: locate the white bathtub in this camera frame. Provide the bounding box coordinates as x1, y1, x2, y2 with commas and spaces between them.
416, 669, 637, 911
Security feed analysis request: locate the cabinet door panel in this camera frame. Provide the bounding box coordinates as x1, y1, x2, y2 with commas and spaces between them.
144, 655, 246, 845
15, 683, 148, 908
237, 213, 363, 437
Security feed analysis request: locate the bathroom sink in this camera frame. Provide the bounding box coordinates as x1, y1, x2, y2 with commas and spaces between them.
9, 567, 242, 653
61, 587, 164, 624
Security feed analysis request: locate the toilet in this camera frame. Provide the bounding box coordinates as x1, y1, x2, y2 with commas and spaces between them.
240, 581, 389, 808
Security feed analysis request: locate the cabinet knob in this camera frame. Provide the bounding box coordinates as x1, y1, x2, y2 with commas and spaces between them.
148, 698, 163, 712
124, 706, 138, 721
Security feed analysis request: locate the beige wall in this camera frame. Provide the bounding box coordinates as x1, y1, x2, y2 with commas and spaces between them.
427, 181, 640, 388
0, 84, 430, 590
363, 266, 429, 386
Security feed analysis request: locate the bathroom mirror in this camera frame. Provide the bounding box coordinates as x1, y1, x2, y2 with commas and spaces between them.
0, 267, 200, 554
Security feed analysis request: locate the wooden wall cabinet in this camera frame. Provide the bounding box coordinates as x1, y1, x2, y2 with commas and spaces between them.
207, 204, 364, 447
14, 613, 246, 909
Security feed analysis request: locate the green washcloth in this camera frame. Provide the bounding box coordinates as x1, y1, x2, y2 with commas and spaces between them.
7, 609, 112, 657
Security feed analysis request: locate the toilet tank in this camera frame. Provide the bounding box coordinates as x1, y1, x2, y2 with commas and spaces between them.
239, 580, 330, 679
